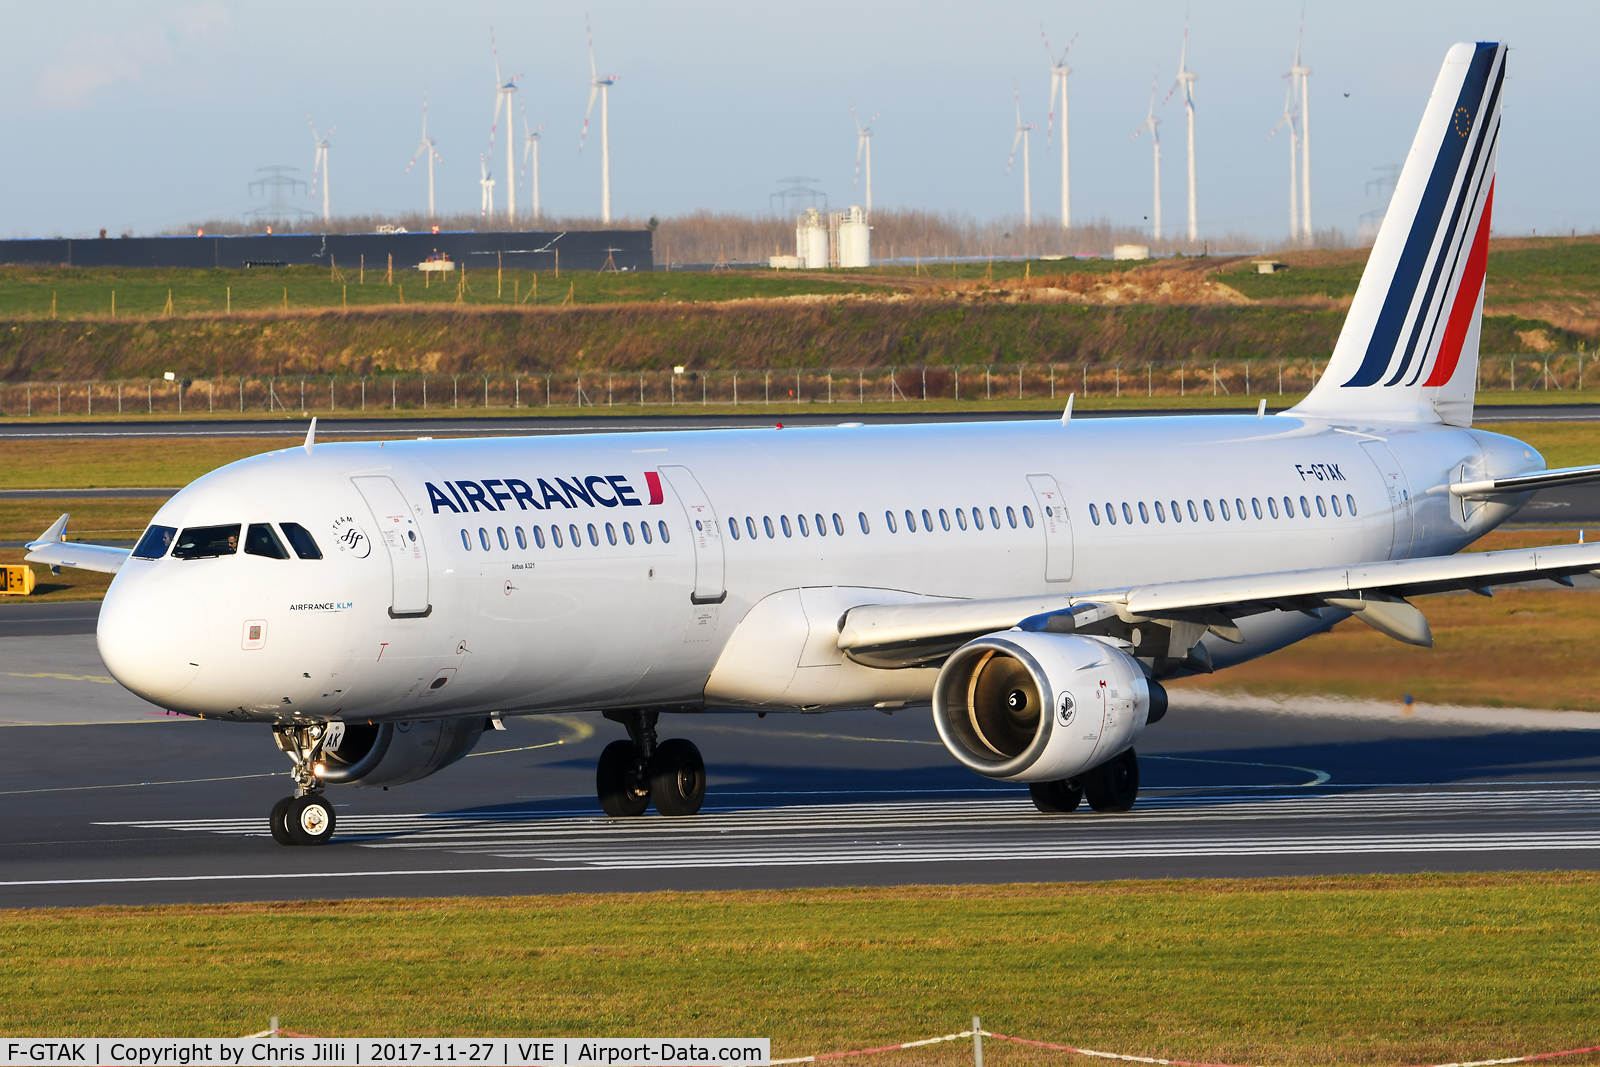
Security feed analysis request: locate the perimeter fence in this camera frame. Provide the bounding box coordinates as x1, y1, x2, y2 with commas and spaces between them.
0, 354, 1586, 417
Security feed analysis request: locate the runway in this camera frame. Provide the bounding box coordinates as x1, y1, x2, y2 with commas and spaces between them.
1, 401, 1597, 441
1, 621, 1597, 907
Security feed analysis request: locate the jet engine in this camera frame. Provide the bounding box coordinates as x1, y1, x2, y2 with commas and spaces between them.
297, 717, 488, 788
931, 632, 1165, 783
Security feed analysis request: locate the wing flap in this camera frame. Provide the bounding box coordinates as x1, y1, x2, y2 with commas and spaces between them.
833, 542, 1600, 668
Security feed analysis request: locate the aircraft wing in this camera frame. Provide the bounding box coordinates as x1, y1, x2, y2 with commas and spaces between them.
24, 513, 131, 575
837, 541, 1600, 668
1451, 462, 1600, 498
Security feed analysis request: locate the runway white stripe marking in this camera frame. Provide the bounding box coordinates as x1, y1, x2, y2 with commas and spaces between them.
72, 789, 1600, 881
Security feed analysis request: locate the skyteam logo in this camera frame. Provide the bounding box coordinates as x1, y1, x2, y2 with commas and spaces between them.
424, 472, 663, 514
1341, 42, 1504, 391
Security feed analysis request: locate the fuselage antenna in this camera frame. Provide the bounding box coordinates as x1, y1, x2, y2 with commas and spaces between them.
304, 416, 318, 455
1060, 393, 1075, 426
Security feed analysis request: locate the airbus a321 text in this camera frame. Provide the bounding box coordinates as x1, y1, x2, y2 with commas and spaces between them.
31, 42, 1600, 844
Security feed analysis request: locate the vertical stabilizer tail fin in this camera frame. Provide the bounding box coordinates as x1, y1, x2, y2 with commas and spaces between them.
1292, 42, 1504, 427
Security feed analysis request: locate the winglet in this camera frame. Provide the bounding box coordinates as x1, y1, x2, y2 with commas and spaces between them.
1258, 399, 1267, 418
1060, 393, 1075, 426
27, 513, 69, 549
304, 416, 317, 455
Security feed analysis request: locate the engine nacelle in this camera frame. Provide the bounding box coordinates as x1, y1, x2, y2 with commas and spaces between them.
932, 632, 1165, 783
317, 717, 487, 788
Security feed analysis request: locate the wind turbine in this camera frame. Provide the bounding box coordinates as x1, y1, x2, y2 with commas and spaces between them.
1290, 17, 1312, 242
1007, 87, 1036, 228
1267, 78, 1300, 242
1131, 81, 1162, 240
522, 106, 546, 221
489, 29, 522, 224
1164, 18, 1199, 242
579, 16, 618, 223
479, 154, 496, 219
1042, 26, 1076, 230
851, 105, 879, 215
406, 95, 443, 219
308, 116, 336, 225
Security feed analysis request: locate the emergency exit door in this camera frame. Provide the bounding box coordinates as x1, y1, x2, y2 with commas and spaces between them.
1027, 473, 1075, 581
657, 465, 726, 604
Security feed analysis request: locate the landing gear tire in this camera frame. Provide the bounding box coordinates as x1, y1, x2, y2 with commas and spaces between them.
1082, 748, 1140, 813
285, 794, 337, 845
649, 738, 707, 817
269, 796, 295, 845
1029, 779, 1083, 814
597, 739, 651, 817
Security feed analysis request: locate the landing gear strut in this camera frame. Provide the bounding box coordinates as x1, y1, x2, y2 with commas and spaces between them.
598, 710, 706, 818
269, 723, 339, 846
1028, 749, 1139, 815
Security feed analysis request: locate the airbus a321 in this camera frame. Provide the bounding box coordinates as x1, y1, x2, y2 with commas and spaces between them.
32, 42, 1600, 845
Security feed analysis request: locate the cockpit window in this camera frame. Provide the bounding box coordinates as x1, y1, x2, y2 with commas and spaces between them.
280, 523, 323, 560
244, 523, 289, 560
132, 525, 177, 560
171, 524, 241, 560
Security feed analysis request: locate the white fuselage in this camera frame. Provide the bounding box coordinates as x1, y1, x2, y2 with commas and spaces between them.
96, 414, 1540, 726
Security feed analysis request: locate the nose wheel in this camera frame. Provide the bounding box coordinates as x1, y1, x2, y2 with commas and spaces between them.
598, 710, 706, 817
268, 723, 341, 846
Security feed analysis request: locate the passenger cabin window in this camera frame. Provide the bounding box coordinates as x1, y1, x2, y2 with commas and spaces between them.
552, 525, 564, 548
280, 523, 323, 560
1105, 503, 1116, 526
885, 511, 897, 533
1346, 494, 1357, 515
640, 522, 652, 544
956, 508, 967, 531
1331, 496, 1343, 517
747, 517, 758, 539
245, 523, 289, 559
764, 517, 775, 538
1006, 506, 1017, 528
533, 526, 547, 548
1089, 504, 1101, 526
1283, 496, 1295, 518
1268, 497, 1280, 519
973, 507, 984, 530
133, 525, 177, 560
1251, 498, 1263, 520
657, 521, 671, 543
833, 513, 845, 536
569, 523, 581, 546
797, 514, 809, 536
921, 508, 933, 531
460, 529, 472, 550
1219, 499, 1230, 521
172, 524, 241, 560
516, 527, 528, 549
497, 528, 510, 550
587, 523, 599, 546
728, 517, 740, 540
1171, 500, 1183, 523
1203, 500, 1215, 521
623, 523, 634, 544
1138, 502, 1150, 524
1155, 501, 1167, 523
1300, 495, 1311, 517
781, 516, 793, 537
1120, 503, 1132, 525
606, 522, 618, 545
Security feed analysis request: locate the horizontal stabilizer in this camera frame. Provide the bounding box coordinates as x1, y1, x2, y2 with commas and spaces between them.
1450, 462, 1600, 499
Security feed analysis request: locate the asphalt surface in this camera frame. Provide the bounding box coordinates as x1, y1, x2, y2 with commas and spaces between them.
2, 402, 1599, 441
0, 629, 1597, 907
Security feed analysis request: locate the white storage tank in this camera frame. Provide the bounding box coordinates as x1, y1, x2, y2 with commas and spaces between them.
837, 205, 870, 268
796, 209, 829, 269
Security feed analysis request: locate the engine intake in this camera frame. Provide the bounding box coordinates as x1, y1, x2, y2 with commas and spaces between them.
932, 632, 1165, 782
317, 717, 487, 787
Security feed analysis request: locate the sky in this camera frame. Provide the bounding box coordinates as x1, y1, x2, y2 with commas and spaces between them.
3, 1, 1597, 243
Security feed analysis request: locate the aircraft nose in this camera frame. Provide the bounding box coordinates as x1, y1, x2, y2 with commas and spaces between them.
97, 571, 208, 706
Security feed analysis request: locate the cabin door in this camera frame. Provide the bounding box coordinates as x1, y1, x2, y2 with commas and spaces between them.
353, 475, 432, 617
1360, 442, 1415, 560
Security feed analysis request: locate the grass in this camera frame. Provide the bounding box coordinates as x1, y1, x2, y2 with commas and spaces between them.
2, 877, 1598, 1062
0, 264, 902, 319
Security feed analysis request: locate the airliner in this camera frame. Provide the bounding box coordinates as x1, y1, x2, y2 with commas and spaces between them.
30, 42, 1600, 845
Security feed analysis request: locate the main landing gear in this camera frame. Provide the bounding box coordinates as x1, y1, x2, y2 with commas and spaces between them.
269, 724, 338, 846
597, 710, 707, 817
1028, 748, 1140, 816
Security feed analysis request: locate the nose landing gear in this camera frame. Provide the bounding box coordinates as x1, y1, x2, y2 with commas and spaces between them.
269, 723, 339, 846
598, 710, 706, 817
